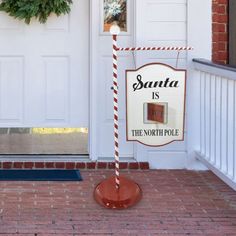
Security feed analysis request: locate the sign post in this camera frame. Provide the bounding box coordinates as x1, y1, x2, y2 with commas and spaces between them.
94, 25, 142, 209
94, 25, 193, 210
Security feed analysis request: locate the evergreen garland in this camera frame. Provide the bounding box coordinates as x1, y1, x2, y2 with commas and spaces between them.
0, 0, 73, 24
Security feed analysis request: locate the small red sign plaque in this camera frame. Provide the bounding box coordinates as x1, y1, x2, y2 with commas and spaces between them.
147, 103, 165, 123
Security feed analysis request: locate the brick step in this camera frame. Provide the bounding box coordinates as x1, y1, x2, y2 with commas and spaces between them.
0, 161, 149, 170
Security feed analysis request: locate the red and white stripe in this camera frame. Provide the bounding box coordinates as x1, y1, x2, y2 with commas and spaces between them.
117, 46, 193, 51
113, 35, 120, 189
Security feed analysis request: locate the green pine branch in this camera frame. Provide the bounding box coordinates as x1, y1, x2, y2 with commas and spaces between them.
0, 0, 73, 24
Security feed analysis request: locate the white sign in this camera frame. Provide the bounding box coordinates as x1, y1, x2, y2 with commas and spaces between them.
126, 63, 186, 146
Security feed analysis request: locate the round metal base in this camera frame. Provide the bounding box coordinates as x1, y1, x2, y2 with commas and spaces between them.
94, 176, 142, 209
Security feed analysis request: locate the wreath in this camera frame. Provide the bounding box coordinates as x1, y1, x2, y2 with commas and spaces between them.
0, 0, 73, 24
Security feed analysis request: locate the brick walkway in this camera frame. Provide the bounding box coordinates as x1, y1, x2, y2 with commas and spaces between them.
0, 170, 236, 236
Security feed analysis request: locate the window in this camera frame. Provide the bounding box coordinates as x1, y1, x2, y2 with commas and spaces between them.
103, 0, 127, 32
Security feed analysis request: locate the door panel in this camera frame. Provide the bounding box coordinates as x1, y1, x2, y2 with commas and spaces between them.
0, 57, 24, 122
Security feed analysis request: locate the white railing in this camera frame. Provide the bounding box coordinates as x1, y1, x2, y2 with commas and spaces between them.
193, 59, 236, 190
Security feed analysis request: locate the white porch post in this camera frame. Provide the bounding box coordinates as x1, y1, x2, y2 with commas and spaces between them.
186, 0, 212, 169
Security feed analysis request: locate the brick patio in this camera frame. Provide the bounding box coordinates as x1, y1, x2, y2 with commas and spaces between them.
0, 170, 236, 236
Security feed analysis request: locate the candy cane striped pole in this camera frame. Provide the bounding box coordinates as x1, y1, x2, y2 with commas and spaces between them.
110, 25, 121, 189
117, 46, 193, 51
113, 34, 120, 189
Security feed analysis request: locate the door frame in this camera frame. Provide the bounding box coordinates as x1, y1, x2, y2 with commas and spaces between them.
89, 0, 99, 161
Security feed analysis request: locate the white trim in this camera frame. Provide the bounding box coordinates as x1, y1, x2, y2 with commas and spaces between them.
132, 0, 138, 161
98, 156, 136, 162
186, 0, 212, 62
194, 61, 236, 81
196, 151, 236, 191
89, 0, 99, 161
0, 155, 90, 162
148, 151, 187, 169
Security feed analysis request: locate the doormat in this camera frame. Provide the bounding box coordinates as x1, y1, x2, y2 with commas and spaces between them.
0, 170, 83, 181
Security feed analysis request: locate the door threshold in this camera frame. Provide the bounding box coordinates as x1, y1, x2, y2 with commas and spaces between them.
98, 156, 137, 162
0, 155, 90, 162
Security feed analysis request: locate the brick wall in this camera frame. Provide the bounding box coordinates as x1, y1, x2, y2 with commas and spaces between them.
212, 0, 229, 64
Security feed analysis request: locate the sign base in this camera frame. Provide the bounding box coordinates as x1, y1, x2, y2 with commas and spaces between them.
94, 176, 142, 209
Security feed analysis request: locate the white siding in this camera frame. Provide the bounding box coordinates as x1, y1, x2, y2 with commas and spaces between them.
135, 0, 187, 167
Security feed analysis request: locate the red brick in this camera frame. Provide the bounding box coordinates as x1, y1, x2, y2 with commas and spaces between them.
108, 162, 115, 169
13, 162, 24, 169
212, 0, 228, 64
0, 170, 234, 235
129, 162, 139, 169
3, 162, 12, 169
119, 162, 128, 169
213, 23, 226, 33
212, 42, 219, 51
97, 162, 107, 169
213, 32, 220, 42
212, 14, 219, 23
212, 4, 218, 13
218, 42, 227, 51
218, 51, 228, 60
213, 12, 228, 18
55, 162, 65, 169
45, 162, 54, 168
218, 0, 228, 4
217, 5, 226, 14
0, 170, 236, 236
65, 162, 75, 169
24, 162, 34, 169
86, 162, 96, 169
218, 32, 228, 41
139, 162, 150, 170
75, 162, 86, 169
34, 162, 45, 169
218, 14, 228, 23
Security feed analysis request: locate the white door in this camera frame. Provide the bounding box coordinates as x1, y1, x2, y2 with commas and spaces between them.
133, 0, 212, 169
0, 1, 89, 128
133, 0, 188, 166
90, 0, 135, 159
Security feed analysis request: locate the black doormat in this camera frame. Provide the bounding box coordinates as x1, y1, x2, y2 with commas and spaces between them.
0, 170, 82, 181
